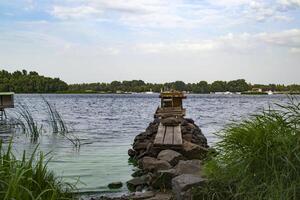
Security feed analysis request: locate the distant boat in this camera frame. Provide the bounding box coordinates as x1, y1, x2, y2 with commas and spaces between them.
145, 89, 154, 94
267, 90, 273, 95
145, 91, 154, 94
224, 91, 233, 95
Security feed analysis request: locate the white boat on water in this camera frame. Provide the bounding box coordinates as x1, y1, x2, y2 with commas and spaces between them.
267, 90, 273, 95
145, 89, 154, 94
145, 91, 154, 94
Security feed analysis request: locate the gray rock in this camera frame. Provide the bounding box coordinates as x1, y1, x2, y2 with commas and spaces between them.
152, 169, 177, 189
181, 141, 208, 159
107, 181, 123, 189
126, 176, 148, 191
128, 149, 136, 157
174, 160, 202, 175
131, 169, 145, 177
140, 156, 172, 172
130, 191, 155, 199
148, 192, 173, 200
157, 149, 184, 166
172, 174, 206, 200
133, 141, 150, 150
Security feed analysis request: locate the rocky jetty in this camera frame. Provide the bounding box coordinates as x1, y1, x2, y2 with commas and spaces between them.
125, 117, 209, 200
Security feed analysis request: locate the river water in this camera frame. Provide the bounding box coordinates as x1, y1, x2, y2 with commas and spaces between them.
0, 94, 292, 194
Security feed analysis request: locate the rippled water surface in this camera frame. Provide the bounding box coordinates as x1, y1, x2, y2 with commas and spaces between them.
0, 94, 292, 194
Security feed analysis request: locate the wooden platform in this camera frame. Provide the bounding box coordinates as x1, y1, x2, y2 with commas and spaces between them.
154, 123, 183, 147
154, 107, 186, 118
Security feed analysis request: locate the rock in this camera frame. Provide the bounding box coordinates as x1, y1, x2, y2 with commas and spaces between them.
134, 132, 148, 142
152, 169, 177, 189
131, 169, 145, 177
134, 141, 150, 150
181, 141, 208, 159
160, 117, 182, 126
148, 192, 173, 200
174, 160, 202, 175
172, 174, 206, 200
157, 149, 184, 166
126, 176, 148, 192
139, 156, 172, 172
128, 149, 136, 157
107, 181, 123, 189
130, 191, 155, 199
185, 118, 194, 124
182, 134, 193, 142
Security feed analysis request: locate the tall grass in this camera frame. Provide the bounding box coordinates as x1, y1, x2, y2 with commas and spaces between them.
16, 105, 42, 142
194, 98, 300, 200
43, 97, 80, 148
0, 139, 75, 200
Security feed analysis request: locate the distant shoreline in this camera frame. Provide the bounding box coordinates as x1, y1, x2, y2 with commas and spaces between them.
12, 91, 300, 95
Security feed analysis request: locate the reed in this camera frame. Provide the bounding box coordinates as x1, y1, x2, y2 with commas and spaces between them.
194, 97, 300, 200
0, 139, 75, 200
16, 105, 42, 142
43, 97, 80, 148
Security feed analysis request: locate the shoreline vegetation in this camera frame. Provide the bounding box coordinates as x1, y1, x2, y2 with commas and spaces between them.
0, 139, 75, 200
193, 97, 300, 199
1, 69, 300, 94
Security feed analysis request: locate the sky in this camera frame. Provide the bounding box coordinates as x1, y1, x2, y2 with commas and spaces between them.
0, 0, 300, 84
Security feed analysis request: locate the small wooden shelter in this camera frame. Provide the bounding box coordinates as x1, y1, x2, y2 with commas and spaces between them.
154, 91, 186, 148
154, 90, 186, 119
0, 92, 14, 121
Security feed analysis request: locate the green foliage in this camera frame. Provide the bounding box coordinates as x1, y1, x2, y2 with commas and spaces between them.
1, 69, 300, 93
210, 81, 228, 92
194, 98, 300, 200
0, 139, 75, 200
0, 69, 68, 93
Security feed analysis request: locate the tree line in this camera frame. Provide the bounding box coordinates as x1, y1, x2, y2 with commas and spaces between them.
0, 70, 68, 93
1, 69, 300, 93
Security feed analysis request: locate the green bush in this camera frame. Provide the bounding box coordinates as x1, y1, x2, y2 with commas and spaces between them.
194, 98, 300, 200
0, 140, 75, 200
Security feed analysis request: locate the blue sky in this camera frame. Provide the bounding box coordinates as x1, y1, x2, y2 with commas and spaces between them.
0, 0, 300, 84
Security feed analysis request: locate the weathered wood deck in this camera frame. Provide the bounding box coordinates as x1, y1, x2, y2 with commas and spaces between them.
154, 107, 186, 118
154, 123, 182, 148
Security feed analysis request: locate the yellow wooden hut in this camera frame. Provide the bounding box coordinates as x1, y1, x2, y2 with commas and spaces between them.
154, 90, 186, 119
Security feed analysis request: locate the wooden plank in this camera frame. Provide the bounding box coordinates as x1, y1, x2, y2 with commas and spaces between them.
173, 125, 182, 145
164, 126, 174, 145
154, 123, 165, 144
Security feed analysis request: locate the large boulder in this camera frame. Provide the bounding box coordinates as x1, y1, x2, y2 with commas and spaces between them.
157, 150, 184, 166
139, 156, 172, 172
126, 175, 148, 192
174, 160, 202, 175
172, 174, 206, 200
151, 169, 177, 189
181, 141, 208, 159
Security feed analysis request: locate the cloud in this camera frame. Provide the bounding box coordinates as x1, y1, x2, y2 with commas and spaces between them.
135, 29, 300, 54
278, 0, 300, 7
52, 5, 102, 19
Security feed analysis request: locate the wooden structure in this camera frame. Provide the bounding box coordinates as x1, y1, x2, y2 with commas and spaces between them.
154, 91, 186, 148
0, 92, 14, 121
154, 91, 186, 119
154, 123, 182, 148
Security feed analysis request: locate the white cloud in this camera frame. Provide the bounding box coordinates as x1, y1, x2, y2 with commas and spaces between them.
135, 29, 300, 54
52, 5, 102, 19
290, 47, 300, 53
278, 0, 300, 7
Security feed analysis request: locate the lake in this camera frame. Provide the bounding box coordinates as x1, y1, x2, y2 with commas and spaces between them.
0, 94, 292, 194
